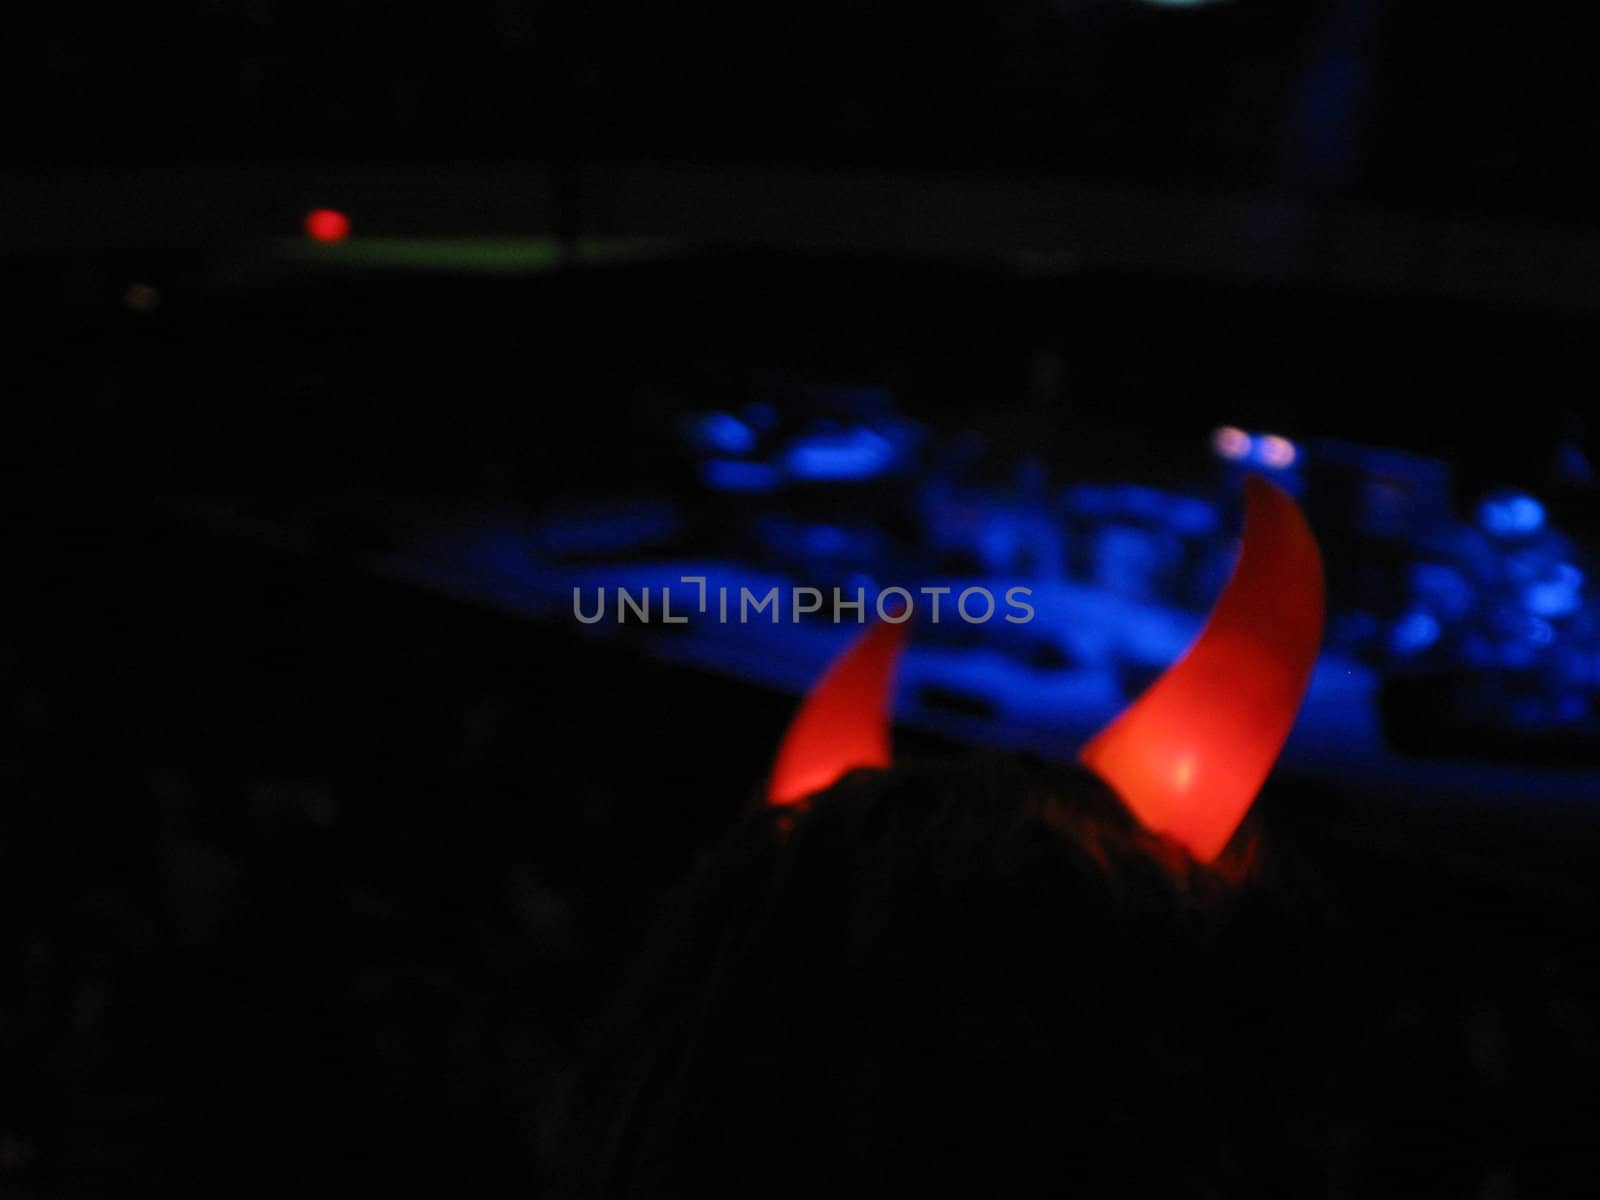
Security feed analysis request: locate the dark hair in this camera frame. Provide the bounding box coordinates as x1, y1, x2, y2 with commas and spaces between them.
559, 754, 1343, 1198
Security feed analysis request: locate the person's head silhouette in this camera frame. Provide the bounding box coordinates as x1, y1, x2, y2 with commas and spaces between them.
567, 477, 1332, 1197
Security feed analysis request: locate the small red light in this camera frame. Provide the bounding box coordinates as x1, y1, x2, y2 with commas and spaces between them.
304, 209, 351, 242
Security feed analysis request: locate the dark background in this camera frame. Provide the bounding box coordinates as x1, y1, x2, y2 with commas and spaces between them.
6, 2, 1600, 1195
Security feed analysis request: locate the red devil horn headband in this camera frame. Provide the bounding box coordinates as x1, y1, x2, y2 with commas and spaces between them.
1078, 476, 1324, 859
767, 617, 911, 808
767, 476, 1325, 861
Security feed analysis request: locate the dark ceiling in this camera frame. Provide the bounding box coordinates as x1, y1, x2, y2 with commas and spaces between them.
6, 1, 1595, 230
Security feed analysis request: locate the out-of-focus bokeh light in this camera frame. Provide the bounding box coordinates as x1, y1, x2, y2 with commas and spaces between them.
1525, 563, 1586, 618
687, 411, 758, 455
782, 427, 898, 482
1256, 434, 1298, 469
304, 208, 351, 243
1478, 489, 1546, 537
123, 282, 160, 313
1390, 611, 1442, 656
1211, 426, 1252, 460
1411, 562, 1474, 620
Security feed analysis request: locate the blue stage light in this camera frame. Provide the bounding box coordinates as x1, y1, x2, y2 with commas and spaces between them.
1524, 563, 1585, 618
1478, 490, 1545, 537
687, 411, 758, 455
1389, 611, 1441, 656
783, 427, 899, 482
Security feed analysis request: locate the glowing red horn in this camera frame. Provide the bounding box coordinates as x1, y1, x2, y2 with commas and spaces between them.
767, 620, 910, 808
1078, 476, 1325, 861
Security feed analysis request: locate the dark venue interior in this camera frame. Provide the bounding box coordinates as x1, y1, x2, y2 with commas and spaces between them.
6, 2, 1600, 1196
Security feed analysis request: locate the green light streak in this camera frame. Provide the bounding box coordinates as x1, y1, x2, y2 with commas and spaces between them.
276, 236, 683, 274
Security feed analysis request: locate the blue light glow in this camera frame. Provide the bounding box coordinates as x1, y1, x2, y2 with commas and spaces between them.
1410, 562, 1475, 620
1524, 616, 1556, 647
701, 459, 782, 493
1555, 692, 1590, 723
783, 427, 899, 482
1524, 563, 1585, 618
1062, 484, 1219, 536
752, 515, 885, 564
534, 502, 680, 557
1389, 611, 1441, 656
410, 390, 1600, 782
688, 411, 758, 455
1478, 490, 1546, 537
802, 524, 850, 556
1091, 525, 1167, 600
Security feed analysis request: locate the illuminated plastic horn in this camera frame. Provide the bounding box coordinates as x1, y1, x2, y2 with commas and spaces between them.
767, 619, 911, 807
1078, 476, 1325, 861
